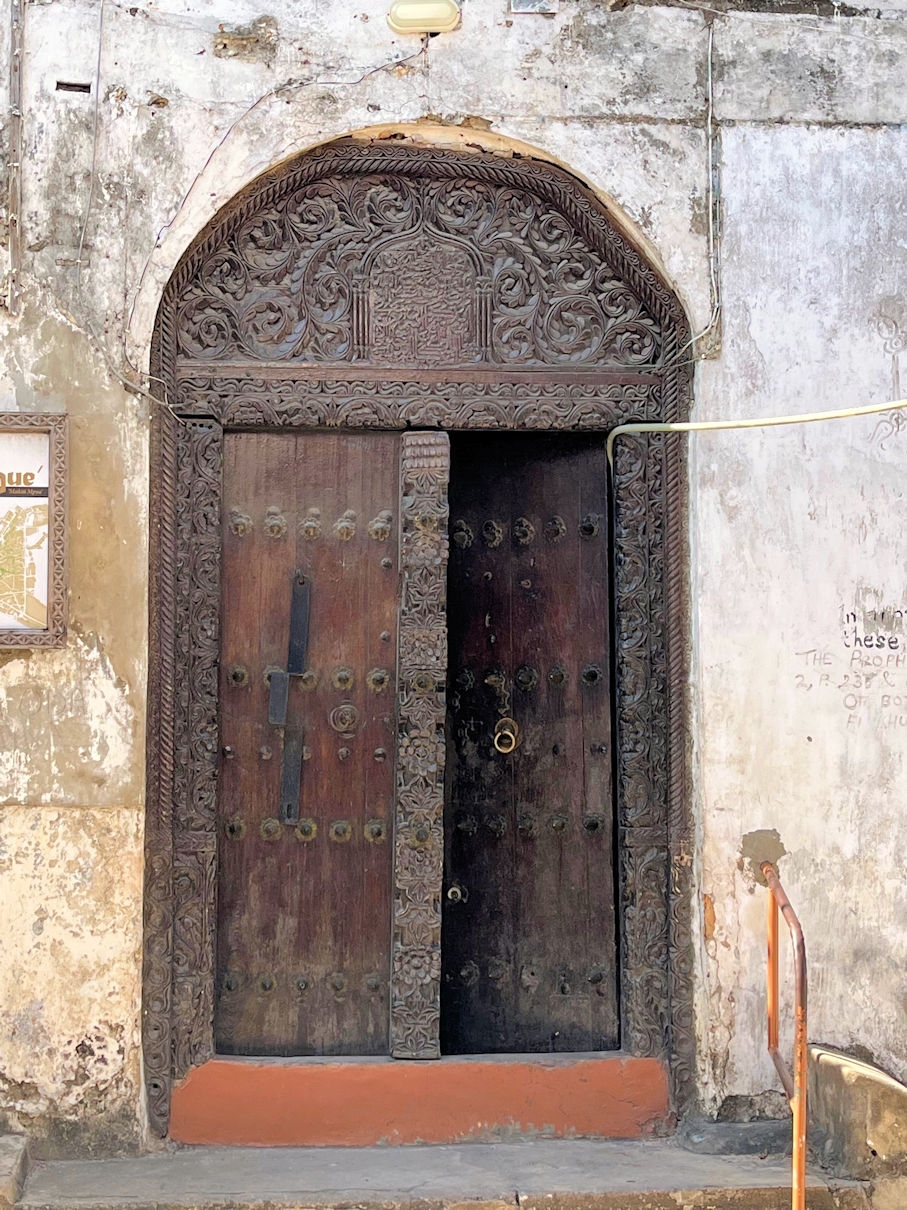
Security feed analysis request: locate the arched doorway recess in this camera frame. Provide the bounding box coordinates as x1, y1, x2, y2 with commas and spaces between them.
145, 138, 693, 1137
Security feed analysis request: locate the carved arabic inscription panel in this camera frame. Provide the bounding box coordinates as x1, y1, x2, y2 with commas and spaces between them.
369, 236, 477, 365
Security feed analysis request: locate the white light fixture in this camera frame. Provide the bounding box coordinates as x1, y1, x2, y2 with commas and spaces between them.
387, 0, 460, 35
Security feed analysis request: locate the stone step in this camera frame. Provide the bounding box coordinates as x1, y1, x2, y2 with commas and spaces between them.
18, 1139, 870, 1210
0, 1136, 29, 1210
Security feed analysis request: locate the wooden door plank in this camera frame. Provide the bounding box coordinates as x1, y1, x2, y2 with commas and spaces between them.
442, 433, 618, 1054
217, 433, 296, 1051
216, 431, 400, 1055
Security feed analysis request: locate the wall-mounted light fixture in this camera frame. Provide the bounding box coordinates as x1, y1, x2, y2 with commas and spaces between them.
387, 0, 460, 35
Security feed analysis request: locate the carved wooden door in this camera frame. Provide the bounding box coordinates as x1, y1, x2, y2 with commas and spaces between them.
214, 427, 615, 1058
146, 143, 693, 1133
441, 433, 618, 1053
216, 431, 402, 1055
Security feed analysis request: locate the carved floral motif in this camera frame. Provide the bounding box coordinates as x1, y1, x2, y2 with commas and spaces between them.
144, 418, 222, 1127
175, 375, 660, 430
392, 431, 450, 1059
169, 154, 663, 370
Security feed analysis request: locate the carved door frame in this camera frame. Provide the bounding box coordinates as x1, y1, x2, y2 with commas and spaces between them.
143, 139, 694, 1136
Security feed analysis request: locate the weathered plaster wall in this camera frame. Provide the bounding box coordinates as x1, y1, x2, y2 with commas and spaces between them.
0, 303, 149, 1154
0, 0, 904, 1152
0, 807, 144, 1153
692, 123, 907, 1111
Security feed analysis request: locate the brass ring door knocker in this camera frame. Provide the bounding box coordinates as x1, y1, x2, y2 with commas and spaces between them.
493, 716, 519, 754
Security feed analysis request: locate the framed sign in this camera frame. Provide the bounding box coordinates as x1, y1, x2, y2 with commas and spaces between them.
0, 414, 67, 647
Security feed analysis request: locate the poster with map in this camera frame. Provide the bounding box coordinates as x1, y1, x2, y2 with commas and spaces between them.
0, 431, 50, 631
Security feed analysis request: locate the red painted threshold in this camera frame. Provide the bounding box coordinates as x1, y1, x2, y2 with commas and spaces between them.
170, 1053, 670, 1146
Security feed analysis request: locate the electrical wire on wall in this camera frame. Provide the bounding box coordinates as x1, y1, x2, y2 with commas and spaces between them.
22, 0, 719, 399
121, 35, 431, 386
5, 0, 24, 315
16, 0, 902, 446
606, 396, 907, 472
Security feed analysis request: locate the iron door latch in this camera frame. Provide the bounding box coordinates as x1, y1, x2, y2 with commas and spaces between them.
269, 571, 311, 823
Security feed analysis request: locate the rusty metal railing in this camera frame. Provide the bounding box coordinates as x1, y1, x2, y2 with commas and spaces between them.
761, 861, 808, 1210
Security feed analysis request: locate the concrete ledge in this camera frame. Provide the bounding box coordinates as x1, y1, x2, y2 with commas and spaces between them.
17, 1139, 869, 1210
809, 1046, 907, 1179
170, 1054, 669, 1146
869, 1176, 907, 1210
0, 1135, 29, 1210
679, 1116, 791, 1157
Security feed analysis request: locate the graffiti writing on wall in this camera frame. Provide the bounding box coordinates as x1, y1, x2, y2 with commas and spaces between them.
793, 601, 907, 733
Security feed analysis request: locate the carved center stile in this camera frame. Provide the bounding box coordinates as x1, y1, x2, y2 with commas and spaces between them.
146, 141, 693, 1137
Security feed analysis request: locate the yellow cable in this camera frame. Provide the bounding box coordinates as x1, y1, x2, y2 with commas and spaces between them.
606, 397, 907, 470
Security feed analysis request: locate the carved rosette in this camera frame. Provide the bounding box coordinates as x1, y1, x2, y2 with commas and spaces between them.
391, 431, 450, 1058
165, 147, 665, 373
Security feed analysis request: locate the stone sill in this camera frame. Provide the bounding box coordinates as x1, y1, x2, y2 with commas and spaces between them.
170, 1053, 669, 1147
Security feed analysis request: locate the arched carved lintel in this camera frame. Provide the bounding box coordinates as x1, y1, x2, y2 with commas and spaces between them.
152, 140, 683, 385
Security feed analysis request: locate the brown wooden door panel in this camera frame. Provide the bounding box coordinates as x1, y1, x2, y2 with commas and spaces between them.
216, 431, 400, 1055
441, 433, 618, 1054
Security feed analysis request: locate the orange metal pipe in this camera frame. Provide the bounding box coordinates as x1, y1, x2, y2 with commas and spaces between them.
761, 862, 807, 1210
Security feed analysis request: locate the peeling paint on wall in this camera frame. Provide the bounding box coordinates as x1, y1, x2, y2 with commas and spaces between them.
212, 16, 279, 66
0, 807, 143, 1155
738, 829, 787, 887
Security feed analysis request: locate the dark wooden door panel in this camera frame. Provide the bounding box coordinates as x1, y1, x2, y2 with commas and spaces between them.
441, 433, 618, 1054
216, 431, 400, 1055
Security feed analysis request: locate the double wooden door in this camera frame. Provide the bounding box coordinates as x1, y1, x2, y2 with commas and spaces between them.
215, 429, 617, 1057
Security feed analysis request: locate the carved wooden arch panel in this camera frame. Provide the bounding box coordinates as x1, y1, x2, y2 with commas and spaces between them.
154, 140, 673, 379
145, 139, 694, 1137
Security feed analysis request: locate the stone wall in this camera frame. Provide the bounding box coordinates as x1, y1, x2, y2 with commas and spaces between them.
0, 0, 904, 1153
